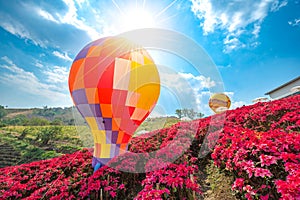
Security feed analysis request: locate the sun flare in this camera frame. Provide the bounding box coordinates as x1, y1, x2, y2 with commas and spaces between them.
110, 0, 178, 32
120, 8, 156, 31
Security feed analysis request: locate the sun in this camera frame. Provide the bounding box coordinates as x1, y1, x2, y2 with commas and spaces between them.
120, 8, 156, 31
110, 0, 177, 33
110, 0, 166, 32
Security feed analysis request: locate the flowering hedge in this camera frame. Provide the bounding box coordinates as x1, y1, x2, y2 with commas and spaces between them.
212, 127, 300, 199
0, 149, 130, 200
0, 94, 299, 199
0, 149, 92, 199
135, 163, 201, 200
211, 95, 300, 200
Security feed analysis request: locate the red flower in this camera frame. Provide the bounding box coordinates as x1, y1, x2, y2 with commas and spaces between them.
232, 178, 244, 191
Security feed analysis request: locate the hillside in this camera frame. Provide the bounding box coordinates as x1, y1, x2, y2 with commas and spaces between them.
0, 94, 299, 199
5, 109, 33, 118
1, 106, 181, 130
1, 107, 75, 126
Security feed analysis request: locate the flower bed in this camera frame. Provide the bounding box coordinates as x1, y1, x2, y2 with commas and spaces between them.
212, 95, 300, 200
0, 94, 299, 199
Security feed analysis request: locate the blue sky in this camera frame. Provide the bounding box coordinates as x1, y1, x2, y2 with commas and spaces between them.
0, 0, 299, 116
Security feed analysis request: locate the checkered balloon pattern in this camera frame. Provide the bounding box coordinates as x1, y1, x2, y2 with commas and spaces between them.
69, 37, 160, 166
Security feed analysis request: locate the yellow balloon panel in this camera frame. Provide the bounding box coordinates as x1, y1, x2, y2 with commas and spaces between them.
135, 84, 160, 110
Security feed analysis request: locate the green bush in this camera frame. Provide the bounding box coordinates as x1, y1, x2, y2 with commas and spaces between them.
18, 127, 33, 140
0, 122, 6, 127
36, 126, 62, 145
21, 147, 44, 163
27, 117, 50, 126
40, 151, 62, 160
0, 105, 7, 119
57, 145, 81, 154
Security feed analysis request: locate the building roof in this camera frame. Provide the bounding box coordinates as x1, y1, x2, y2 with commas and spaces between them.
265, 76, 300, 95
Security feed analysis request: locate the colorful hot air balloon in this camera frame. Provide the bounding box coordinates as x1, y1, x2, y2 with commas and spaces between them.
69, 37, 160, 170
209, 93, 231, 114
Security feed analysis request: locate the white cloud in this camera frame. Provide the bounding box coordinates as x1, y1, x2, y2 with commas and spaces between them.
1, 56, 14, 66
0, 1, 99, 51
0, 56, 71, 106
175, 72, 217, 114
157, 68, 199, 115
57, 0, 100, 40
53, 51, 72, 61
0, 15, 46, 47
232, 101, 246, 109
74, 0, 87, 8
223, 35, 246, 53
44, 66, 69, 83
270, 0, 288, 12
153, 67, 248, 116
288, 18, 300, 26
32, 0, 100, 40
36, 8, 59, 23
178, 72, 216, 89
34, 62, 43, 68
224, 91, 234, 99
252, 23, 261, 38
223, 92, 247, 109
194, 90, 212, 115
190, 0, 288, 52
191, 0, 216, 33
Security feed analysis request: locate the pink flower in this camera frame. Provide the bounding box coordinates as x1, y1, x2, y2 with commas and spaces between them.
260, 194, 269, 200
119, 184, 125, 189
110, 191, 116, 198
243, 184, 256, 196
259, 154, 277, 167
254, 168, 273, 178
232, 178, 244, 190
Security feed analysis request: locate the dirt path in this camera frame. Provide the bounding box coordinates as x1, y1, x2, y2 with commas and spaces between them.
201, 161, 237, 200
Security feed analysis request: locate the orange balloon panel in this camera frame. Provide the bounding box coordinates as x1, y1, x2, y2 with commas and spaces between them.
209, 93, 231, 114
69, 37, 160, 165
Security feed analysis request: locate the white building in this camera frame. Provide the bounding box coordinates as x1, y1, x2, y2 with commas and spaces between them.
265, 76, 300, 99
252, 97, 269, 103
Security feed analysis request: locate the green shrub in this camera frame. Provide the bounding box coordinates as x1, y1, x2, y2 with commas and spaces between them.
36, 126, 62, 145
40, 151, 61, 160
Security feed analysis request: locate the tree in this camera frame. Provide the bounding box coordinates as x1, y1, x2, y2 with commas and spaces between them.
0, 105, 7, 119
4, 114, 28, 126
28, 117, 50, 126
197, 112, 204, 118
175, 108, 204, 120
67, 119, 75, 125
187, 108, 196, 119
36, 126, 62, 145
51, 117, 63, 125
182, 108, 189, 118
175, 109, 183, 118
18, 127, 33, 140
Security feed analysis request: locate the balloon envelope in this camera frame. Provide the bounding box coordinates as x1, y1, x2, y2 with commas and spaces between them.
69, 37, 160, 166
209, 93, 231, 114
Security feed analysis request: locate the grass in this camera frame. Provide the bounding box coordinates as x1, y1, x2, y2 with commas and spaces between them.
135, 117, 179, 134
0, 116, 182, 167
0, 126, 84, 167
